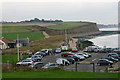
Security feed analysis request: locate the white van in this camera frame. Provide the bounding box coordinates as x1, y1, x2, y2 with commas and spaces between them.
56, 58, 70, 66
61, 46, 68, 51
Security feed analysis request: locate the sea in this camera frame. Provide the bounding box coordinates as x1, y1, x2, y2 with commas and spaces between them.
88, 28, 119, 48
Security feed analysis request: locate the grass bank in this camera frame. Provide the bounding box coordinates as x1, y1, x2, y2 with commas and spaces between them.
3, 31, 45, 41
2, 71, 119, 78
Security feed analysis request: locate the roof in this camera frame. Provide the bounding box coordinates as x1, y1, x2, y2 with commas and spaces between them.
0, 38, 10, 43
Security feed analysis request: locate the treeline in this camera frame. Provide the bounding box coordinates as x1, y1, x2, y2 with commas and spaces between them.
21, 18, 63, 23
2, 18, 63, 23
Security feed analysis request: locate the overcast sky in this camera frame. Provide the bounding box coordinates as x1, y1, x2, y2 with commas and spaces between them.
1, 0, 119, 24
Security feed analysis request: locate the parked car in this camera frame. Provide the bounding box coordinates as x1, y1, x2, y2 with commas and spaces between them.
40, 49, 49, 55
34, 51, 46, 57
42, 63, 58, 69
76, 53, 89, 58
29, 62, 44, 68
94, 48, 102, 53
16, 59, 35, 66
108, 53, 118, 57
61, 46, 68, 51
66, 58, 75, 64
55, 48, 61, 53
31, 55, 42, 61
67, 55, 81, 61
108, 53, 119, 60
61, 52, 74, 57
105, 57, 118, 62
97, 59, 113, 66
74, 54, 85, 60
83, 52, 92, 57
56, 58, 70, 65
84, 46, 99, 52
72, 48, 78, 52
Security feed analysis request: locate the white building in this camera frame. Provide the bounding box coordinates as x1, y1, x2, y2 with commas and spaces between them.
0, 38, 10, 49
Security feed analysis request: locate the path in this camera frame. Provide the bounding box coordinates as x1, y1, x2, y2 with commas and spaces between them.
69, 38, 78, 48
42, 31, 50, 38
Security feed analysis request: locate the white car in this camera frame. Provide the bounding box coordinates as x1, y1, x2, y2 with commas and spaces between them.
56, 58, 70, 66
29, 62, 44, 68
76, 53, 89, 58
31, 55, 42, 61
42, 63, 58, 69
74, 54, 85, 60
16, 60, 35, 66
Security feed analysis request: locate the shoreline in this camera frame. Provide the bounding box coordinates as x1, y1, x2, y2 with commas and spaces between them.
72, 31, 118, 40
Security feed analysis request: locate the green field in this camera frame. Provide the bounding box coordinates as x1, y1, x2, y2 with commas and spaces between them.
2, 26, 45, 41
2, 71, 118, 78
2, 26, 31, 33
2, 54, 29, 64
3, 32, 45, 41
47, 22, 88, 29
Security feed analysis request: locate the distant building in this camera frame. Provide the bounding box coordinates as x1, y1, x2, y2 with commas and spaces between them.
13, 38, 30, 47
0, 38, 10, 49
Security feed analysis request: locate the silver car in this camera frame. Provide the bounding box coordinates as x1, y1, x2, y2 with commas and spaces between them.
42, 63, 58, 69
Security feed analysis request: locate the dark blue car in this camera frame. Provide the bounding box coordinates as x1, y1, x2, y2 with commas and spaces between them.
67, 55, 80, 61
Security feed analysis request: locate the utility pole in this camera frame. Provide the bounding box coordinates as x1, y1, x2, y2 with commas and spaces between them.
17, 33, 19, 61
65, 29, 67, 45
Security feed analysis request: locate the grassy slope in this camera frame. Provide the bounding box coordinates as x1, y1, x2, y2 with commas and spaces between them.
2, 54, 29, 64
47, 22, 88, 29
2, 71, 118, 78
3, 32, 45, 41
2, 26, 45, 41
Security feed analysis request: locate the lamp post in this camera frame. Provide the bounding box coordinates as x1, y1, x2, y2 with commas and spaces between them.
17, 33, 19, 61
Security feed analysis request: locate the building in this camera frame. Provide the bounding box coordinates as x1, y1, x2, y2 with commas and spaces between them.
13, 38, 30, 47
0, 38, 10, 49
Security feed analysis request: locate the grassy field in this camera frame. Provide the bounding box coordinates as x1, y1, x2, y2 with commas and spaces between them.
2, 71, 119, 78
2, 54, 29, 64
2, 26, 31, 33
3, 31, 45, 41
47, 22, 88, 29
2, 26, 45, 41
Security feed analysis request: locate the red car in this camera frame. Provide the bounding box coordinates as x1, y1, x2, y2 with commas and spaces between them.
61, 52, 74, 57
72, 48, 78, 52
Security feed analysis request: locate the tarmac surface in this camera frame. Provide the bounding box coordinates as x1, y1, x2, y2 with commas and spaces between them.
41, 52, 115, 72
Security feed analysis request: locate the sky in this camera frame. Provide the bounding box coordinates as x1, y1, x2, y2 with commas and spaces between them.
1, 0, 119, 24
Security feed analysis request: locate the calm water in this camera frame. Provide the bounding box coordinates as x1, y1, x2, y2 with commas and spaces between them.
99, 28, 118, 31
88, 28, 119, 48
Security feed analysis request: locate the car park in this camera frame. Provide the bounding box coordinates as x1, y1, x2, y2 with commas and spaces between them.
42, 63, 58, 69
56, 58, 70, 65
61, 52, 74, 57
105, 57, 118, 62
72, 48, 78, 52
97, 59, 113, 66
55, 48, 61, 53
29, 62, 44, 68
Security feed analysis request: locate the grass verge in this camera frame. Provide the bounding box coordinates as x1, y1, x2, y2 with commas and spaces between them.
2, 71, 119, 78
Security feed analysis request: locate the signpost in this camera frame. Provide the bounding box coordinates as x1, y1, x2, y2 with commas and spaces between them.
75, 62, 95, 72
